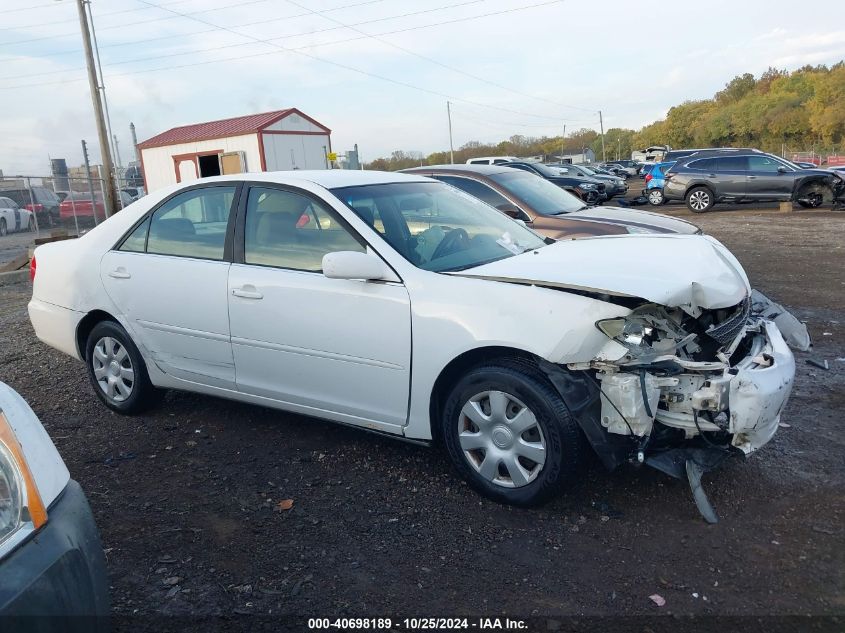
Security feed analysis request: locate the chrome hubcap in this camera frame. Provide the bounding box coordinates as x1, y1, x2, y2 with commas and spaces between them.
690, 191, 709, 210
648, 190, 662, 204
92, 337, 134, 402
458, 390, 546, 488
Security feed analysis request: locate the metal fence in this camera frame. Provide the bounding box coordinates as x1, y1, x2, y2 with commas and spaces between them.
0, 173, 145, 271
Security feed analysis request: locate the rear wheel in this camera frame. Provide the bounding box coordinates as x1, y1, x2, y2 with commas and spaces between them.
686, 186, 714, 213
647, 188, 664, 205
441, 359, 584, 506
85, 320, 162, 414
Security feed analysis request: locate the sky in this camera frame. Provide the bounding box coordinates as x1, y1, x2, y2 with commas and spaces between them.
0, 0, 844, 175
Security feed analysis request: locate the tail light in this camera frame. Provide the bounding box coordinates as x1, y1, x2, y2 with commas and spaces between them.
29, 255, 36, 282
25, 203, 44, 213
296, 213, 311, 228
644, 173, 653, 184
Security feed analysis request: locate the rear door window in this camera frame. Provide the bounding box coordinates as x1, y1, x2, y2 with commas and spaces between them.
146, 186, 236, 260
714, 156, 749, 171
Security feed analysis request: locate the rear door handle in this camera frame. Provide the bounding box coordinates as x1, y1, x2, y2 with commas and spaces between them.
232, 285, 263, 300
108, 267, 131, 279
747, 175, 757, 179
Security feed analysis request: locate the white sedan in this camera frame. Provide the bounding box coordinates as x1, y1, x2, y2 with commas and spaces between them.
28, 171, 801, 512
0, 197, 34, 235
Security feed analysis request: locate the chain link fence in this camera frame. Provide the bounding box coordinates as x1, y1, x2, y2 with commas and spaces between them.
0, 172, 144, 271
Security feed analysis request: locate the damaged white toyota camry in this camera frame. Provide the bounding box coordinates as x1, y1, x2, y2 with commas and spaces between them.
28, 171, 807, 519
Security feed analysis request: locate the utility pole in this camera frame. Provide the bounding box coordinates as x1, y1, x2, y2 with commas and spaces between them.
447, 101, 454, 164
81, 140, 99, 226
113, 134, 122, 169
75, 0, 116, 218
598, 110, 607, 162
561, 124, 566, 160
130, 122, 139, 163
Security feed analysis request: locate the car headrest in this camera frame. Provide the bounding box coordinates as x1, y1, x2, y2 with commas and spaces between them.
151, 217, 195, 240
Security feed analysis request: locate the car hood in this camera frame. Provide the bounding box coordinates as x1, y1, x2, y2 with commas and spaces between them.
567, 206, 700, 235
454, 234, 750, 314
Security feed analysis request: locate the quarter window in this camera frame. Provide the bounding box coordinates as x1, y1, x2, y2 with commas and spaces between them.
119, 217, 151, 253
244, 187, 364, 272
146, 186, 235, 260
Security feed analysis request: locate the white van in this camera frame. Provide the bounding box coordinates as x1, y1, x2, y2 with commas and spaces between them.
465, 156, 518, 166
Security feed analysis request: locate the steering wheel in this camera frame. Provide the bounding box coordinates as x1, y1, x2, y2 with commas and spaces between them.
431, 227, 470, 261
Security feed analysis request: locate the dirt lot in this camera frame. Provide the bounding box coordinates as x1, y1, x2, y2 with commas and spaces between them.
0, 206, 843, 631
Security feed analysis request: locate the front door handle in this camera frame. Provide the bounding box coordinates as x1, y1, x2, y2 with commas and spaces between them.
108, 267, 131, 279
747, 175, 757, 179
232, 285, 263, 300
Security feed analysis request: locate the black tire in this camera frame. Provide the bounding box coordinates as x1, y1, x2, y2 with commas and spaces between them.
647, 188, 664, 206
0, 218, 6, 236
441, 358, 584, 507
84, 320, 162, 414
686, 186, 714, 213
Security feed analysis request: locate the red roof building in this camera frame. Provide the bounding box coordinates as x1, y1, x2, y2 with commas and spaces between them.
137, 108, 332, 192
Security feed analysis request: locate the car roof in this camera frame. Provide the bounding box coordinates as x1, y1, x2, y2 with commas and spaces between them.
178, 169, 434, 189
403, 164, 518, 176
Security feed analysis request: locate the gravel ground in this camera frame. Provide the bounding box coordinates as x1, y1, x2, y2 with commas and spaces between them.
0, 205, 843, 631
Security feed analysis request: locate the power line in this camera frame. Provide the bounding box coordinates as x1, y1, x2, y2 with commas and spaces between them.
0, 0, 195, 31
283, 0, 595, 113
0, 2, 63, 16
129, 0, 570, 122
0, 0, 574, 126
0, 0, 484, 80
0, 0, 393, 62
0, 0, 293, 46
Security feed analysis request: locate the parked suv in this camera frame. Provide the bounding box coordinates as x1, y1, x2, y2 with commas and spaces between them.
0, 187, 60, 227
547, 163, 629, 198
664, 150, 845, 212
502, 161, 608, 204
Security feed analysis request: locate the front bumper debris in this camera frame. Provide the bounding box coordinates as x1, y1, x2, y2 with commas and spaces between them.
560, 290, 805, 522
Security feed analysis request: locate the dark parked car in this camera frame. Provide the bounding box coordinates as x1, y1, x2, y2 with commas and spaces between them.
0, 187, 61, 227
663, 150, 845, 212
500, 161, 608, 204
547, 163, 629, 198
402, 165, 700, 236
604, 160, 639, 177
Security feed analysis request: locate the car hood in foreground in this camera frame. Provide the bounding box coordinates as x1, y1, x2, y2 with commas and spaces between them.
568, 206, 700, 235
454, 234, 749, 315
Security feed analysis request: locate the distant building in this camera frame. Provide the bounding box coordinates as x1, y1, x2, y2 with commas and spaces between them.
137, 108, 332, 192
552, 149, 596, 164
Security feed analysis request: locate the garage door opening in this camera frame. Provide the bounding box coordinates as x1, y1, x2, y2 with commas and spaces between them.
198, 154, 221, 178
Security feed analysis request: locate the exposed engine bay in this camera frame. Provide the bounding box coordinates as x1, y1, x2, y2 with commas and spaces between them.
562, 290, 808, 522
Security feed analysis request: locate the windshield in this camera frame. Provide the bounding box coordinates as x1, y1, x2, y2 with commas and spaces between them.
332, 182, 547, 273
522, 163, 567, 178
488, 171, 586, 215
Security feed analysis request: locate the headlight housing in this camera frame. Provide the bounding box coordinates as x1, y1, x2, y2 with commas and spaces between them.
579, 183, 597, 190
597, 317, 654, 347
0, 441, 22, 544
0, 411, 47, 553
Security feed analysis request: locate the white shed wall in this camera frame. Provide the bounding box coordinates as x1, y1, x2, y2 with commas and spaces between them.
262, 133, 331, 171
264, 113, 326, 133
140, 133, 261, 192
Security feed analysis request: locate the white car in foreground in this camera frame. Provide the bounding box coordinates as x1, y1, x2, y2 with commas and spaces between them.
0, 382, 109, 619
28, 171, 804, 516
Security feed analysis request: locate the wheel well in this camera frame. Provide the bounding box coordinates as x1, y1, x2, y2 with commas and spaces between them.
75, 310, 118, 359
428, 346, 537, 444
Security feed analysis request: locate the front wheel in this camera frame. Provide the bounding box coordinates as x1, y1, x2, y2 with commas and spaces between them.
441, 360, 584, 506
85, 320, 162, 414
647, 188, 664, 206
686, 186, 714, 213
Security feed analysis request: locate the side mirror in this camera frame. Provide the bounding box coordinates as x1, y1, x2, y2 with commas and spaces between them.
496, 202, 521, 218
322, 251, 396, 281
778, 166, 787, 173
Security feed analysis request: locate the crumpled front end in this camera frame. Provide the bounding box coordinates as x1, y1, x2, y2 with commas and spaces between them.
574, 291, 803, 454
